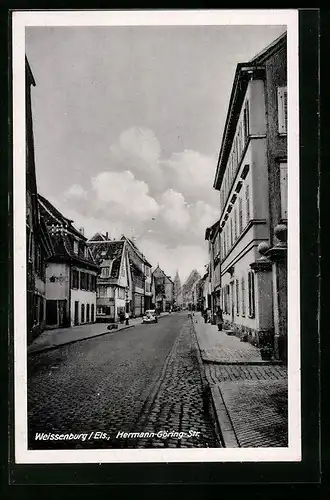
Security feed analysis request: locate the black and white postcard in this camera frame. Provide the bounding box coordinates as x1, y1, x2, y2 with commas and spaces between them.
12, 9, 301, 465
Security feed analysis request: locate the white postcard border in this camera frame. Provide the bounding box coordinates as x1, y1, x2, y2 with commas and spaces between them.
13, 9, 301, 464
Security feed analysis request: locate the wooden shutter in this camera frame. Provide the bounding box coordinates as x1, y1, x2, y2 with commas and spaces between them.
277, 86, 288, 134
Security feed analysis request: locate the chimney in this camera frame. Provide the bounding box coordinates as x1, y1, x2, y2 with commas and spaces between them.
105, 231, 109, 239
79, 227, 85, 236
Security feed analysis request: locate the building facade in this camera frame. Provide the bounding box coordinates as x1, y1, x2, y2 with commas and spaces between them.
26, 57, 53, 344
181, 269, 202, 310
121, 237, 152, 317
213, 33, 287, 360
87, 233, 132, 322
205, 219, 221, 321
152, 265, 174, 312
38, 195, 99, 329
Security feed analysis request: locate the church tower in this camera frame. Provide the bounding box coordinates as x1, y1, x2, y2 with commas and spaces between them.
173, 270, 183, 308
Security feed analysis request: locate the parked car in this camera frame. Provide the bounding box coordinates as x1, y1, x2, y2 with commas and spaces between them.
142, 309, 158, 324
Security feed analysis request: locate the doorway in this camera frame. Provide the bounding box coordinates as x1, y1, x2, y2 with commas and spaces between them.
74, 301, 79, 325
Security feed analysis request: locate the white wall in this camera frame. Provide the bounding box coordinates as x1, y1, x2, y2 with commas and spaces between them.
70, 289, 96, 326
45, 263, 70, 300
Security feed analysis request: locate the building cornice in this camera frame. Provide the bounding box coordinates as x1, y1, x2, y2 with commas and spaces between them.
213, 64, 266, 191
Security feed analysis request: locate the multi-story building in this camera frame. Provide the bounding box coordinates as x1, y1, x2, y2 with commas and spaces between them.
205, 219, 221, 321
87, 233, 132, 322
213, 32, 287, 360
38, 195, 99, 328
121, 236, 152, 317
152, 265, 174, 312
181, 269, 202, 310
26, 57, 53, 344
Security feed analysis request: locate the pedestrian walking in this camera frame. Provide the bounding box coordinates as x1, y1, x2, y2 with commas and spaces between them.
215, 307, 223, 331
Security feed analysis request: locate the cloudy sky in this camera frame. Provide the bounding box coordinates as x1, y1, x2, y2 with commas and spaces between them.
26, 24, 286, 282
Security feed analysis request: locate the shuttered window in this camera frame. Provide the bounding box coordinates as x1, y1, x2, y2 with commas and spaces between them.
277, 86, 288, 134
241, 277, 246, 316
245, 184, 250, 223
236, 279, 240, 315
280, 162, 288, 219
238, 197, 243, 234
248, 271, 255, 318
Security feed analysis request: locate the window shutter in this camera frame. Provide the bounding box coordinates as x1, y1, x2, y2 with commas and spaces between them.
277, 86, 287, 134
280, 163, 288, 219
245, 184, 250, 222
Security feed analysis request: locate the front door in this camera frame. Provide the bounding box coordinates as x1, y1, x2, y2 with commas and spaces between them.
74, 301, 79, 325
58, 300, 68, 327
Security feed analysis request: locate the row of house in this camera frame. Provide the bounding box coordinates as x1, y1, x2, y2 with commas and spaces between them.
204, 32, 288, 362
25, 56, 178, 344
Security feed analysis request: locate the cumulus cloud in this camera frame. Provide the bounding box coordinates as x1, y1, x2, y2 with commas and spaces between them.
64, 183, 88, 200
60, 127, 220, 277
91, 170, 160, 221
109, 127, 166, 192
160, 189, 190, 232
161, 149, 219, 205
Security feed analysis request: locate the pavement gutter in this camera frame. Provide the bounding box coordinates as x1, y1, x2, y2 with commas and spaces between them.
189, 317, 225, 448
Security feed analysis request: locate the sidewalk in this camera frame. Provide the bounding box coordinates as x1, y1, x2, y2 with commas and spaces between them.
28, 312, 169, 355
192, 313, 288, 448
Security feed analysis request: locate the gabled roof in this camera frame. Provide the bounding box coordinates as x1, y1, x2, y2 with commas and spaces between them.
88, 240, 125, 280
250, 31, 286, 64
38, 195, 98, 270
152, 265, 173, 284
26, 56, 36, 87
121, 235, 152, 267
182, 269, 202, 289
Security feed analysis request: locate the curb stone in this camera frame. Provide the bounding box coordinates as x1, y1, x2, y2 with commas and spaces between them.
27, 324, 136, 356
27, 312, 170, 356
189, 317, 224, 447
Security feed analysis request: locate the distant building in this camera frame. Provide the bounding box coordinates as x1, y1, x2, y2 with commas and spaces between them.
38, 195, 99, 328
87, 233, 132, 322
205, 219, 221, 321
152, 265, 174, 312
213, 32, 287, 360
26, 57, 53, 344
181, 269, 202, 310
121, 236, 152, 316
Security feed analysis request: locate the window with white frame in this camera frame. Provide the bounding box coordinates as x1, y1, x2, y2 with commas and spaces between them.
73, 240, 79, 254
245, 184, 250, 223
277, 86, 287, 134
280, 162, 288, 220
248, 271, 255, 318
236, 279, 240, 315
101, 266, 110, 278
238, 197, 243, 234
241, 277, 246, 316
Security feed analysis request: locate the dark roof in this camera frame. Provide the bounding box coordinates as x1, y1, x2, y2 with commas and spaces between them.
152, 265, 173, 284
121, 236, 152, 267
26, 56, 36, 87
250, 32, 286, 64
213, 32, 286, 191
88, 240, 125, 279
38, 195, 98, 270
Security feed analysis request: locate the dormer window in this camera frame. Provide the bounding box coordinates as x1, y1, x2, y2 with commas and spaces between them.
101, 267, 110, 278
73, 240, 79, 254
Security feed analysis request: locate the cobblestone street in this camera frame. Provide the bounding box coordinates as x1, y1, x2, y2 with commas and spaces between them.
27, 312, 219, 449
